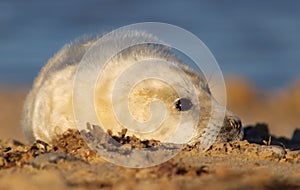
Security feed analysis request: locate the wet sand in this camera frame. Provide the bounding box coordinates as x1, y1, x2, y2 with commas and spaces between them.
0, 79, 300, 189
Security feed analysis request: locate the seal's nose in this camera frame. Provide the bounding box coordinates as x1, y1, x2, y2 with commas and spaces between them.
228, 117, 242, 131
214, 110, 244, 143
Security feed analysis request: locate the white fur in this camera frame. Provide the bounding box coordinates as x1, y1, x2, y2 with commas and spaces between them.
22, 31, 240, 147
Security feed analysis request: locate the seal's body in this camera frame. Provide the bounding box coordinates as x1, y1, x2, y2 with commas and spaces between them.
22, 32, 243, 147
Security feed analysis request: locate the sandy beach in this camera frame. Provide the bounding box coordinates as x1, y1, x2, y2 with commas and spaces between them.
1, 79, 300, 189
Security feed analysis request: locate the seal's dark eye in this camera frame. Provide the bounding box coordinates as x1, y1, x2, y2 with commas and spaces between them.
175, 98, 193, 111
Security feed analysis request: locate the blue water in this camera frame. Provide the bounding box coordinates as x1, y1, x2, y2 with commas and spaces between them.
1, 0, 300, 90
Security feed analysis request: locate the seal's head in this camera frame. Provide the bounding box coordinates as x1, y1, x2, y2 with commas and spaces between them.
91, 44, 243, 146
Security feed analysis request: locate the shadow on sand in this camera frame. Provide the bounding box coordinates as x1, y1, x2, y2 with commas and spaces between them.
244, 123, 300, 150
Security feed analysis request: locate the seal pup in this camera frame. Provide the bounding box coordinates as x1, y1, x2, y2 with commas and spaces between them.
22, 31, 243, 148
